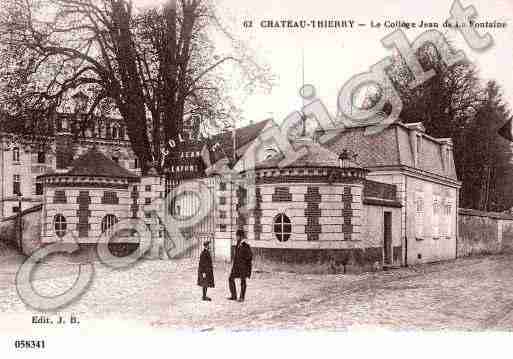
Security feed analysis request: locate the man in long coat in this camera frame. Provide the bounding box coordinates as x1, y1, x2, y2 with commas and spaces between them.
228, 229, 253, 302
197, 240, 214, 301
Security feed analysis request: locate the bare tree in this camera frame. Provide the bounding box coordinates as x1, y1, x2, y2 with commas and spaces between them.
0, 0, 274, 173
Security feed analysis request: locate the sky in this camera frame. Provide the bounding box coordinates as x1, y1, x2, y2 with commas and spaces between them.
138, 0, 513, 127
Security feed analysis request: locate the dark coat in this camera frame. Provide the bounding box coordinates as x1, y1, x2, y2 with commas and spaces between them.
230, 241, 253, 279
197, 249, 215, 288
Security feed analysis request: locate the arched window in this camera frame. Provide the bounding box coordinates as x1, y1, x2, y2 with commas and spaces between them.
101, 214, 118, 234
54, 214, 67, 238
273, 213, 291, 242
112, 125, 119, 139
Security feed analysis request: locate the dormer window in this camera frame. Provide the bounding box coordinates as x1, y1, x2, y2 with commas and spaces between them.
12, 147, 20, 162
37, 151, 45, 164
112, 125, 119, 139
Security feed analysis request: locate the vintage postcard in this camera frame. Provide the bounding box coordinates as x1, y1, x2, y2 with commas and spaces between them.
0, 0, 512, 356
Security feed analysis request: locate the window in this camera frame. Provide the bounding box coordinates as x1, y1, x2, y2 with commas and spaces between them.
54, 190, 67, 204
37, 151, 45, 164
432, 196, 441, 239
444, 201, 452, 238
54, 214, 67, 238
273, 213, 292, 242
145, 185, 152, 192
12, 206, 19, 214
135, 157, 140, 169
219, 210, 227, 219
415, 192, 424, 239
12, 147, 20, 162
219, 182, 227, 191
219, 224, 227, 232
119, 126, 125, 140
416, 135, 422, 155
35, 182, 43, 195
112, 125, 119, 139
145, 198, 152, 205
101, 214, 118, 234
144, 211, 152, 219
102, 191, 118, 204
13, 174, 20, 195
219, 196, 226, 205
173, 205, 181, 216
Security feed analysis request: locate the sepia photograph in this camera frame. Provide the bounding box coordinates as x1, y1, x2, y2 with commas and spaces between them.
0, 0, 512, 356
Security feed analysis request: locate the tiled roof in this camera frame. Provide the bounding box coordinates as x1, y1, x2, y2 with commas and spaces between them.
66, 147, 139, 179
254, 139, 341, 169
209, 119, 273, 163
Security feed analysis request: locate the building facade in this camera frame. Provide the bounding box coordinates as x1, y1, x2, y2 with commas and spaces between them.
0, 113, 139, 219
0, 113, 461, 270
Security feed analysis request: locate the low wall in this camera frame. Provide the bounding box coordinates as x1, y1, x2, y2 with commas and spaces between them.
240, 242, 402, 274
0, 205, 42, 256
457, 208, 513, 257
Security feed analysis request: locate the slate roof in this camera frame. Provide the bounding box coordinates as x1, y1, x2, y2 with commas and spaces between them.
64, 147, 138, 179
228, 121, 457, 181
321, 123, 458, 180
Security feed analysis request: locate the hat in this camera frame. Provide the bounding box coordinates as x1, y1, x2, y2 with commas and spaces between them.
236, 229, 245, 239
203, 240, 210, 247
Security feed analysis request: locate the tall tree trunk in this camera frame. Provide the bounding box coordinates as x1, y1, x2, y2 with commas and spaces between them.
111, 0, 152, 173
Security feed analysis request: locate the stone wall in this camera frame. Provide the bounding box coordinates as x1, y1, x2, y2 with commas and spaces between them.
457, 208, 513, 257
245, 182, 364, 242
0, 204, 42, 255
41, 183, 132, 244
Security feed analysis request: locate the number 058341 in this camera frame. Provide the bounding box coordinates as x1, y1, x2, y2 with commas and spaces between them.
14, 340, 45, 349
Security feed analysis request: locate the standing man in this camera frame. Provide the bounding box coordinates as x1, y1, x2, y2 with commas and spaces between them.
197, 240, 214, 301
228, 229, 253, 302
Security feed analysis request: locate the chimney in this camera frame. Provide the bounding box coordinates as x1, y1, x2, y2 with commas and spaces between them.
438, 138, 454, 175
404, 122, 426, 168
55, 125, 74, 172
54, 91, 89, 171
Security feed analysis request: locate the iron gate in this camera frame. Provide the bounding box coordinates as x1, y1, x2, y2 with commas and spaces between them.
164, 177, 217, 260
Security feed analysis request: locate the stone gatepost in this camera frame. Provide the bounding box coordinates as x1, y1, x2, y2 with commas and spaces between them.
214, 176, 236, 262
139, 169, 165, 259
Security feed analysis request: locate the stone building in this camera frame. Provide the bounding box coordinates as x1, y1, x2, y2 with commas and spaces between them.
0, 110, 460, 271
0, 113, 138, 219
322, 122, 461, 265
36, 146, 168, 257
234, 138, 403, 270
206, 120, 461, 268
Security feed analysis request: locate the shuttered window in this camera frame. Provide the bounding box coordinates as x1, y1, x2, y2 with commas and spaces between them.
432, 195, 441, 239
415, 192, 424, 239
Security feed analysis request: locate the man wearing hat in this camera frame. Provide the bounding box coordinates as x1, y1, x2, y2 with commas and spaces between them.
228, 229, 253, 302
197, 240, 215, 301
